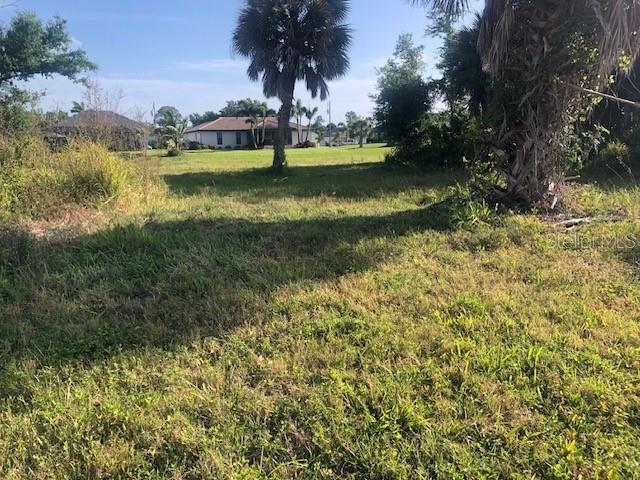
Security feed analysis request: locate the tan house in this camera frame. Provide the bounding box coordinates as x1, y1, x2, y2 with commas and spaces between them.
48, 110, 149, 151
185, 116, 314, 149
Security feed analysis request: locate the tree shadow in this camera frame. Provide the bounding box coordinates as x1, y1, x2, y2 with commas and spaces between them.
163, 163, 465, 200
0, 206, 452, 373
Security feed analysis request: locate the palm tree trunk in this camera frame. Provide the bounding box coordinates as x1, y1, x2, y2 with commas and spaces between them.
274, 86, 294, 172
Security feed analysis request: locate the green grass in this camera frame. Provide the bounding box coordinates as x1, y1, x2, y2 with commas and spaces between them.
1, 145, 639, 479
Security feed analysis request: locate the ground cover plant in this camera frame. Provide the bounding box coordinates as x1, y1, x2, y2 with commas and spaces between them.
0, 145, 639, 478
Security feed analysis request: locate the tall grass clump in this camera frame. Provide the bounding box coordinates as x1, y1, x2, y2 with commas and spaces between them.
0, 136, 155, 219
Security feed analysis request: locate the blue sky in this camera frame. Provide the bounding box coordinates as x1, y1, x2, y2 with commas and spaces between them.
1, 0, 483, 122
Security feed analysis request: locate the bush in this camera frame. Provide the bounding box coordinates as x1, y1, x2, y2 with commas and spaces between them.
186, 141, 207, 151
385, 112, 479, 169
0, 137, 146, 218
166, 148, 182, 157
596, 141, 631, 169
295, 140, 317, 148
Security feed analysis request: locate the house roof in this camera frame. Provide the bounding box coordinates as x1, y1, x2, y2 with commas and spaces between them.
186, 116, 303, 133
52, 110, 149, 131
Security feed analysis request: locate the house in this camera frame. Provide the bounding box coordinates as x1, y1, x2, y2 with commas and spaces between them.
185, 116, 314, 149
47, 110, 149, 151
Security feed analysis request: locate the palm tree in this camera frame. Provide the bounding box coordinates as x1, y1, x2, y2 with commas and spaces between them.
413, 0, 640, 207
259, 106, 277, 146
246, 115, 259, 149
71, 101, 85, 115
165, 121, 187, 153
304, 106, 319, 142
233, 0, 352, 172
337, 122, 347, 145
351, 118, 373, 148
293, 99, 305, 145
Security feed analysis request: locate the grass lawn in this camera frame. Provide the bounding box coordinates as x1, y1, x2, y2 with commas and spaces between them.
1, 145, 639, 478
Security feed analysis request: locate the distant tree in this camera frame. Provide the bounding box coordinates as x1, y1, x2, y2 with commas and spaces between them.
189, 111, 219, 126
233, 0, 352, 172
246, 115, 259, 149
154, 106, 185, 149
293, 99, 304, 143
349, 117, 373, 148
0, 88, 39, 134
71, 101, 86, 115
219, 98, 267, 117
165, 121, 188, 153
373, 33, 432, 144
304, 106, 319, 142
259, 105, 276, 146
154, 106, 182, 130
311, 115, 326, 143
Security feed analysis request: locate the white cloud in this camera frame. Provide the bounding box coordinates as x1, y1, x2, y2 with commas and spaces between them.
24, 71, 379, 124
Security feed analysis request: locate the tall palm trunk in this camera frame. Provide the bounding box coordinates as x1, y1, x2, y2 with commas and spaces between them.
274, 81, 295, 172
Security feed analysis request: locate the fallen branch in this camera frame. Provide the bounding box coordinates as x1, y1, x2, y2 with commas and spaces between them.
551, 215, 634, 229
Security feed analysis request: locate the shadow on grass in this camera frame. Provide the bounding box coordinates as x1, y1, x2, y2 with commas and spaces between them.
163, 162, 464, 199
0, 206, 453, 373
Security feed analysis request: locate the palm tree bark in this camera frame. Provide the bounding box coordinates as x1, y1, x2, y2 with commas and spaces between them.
274, 80, 295, 172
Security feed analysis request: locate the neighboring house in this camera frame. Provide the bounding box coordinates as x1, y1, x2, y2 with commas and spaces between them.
47, 110, 149, 151
185, 116, 314, 149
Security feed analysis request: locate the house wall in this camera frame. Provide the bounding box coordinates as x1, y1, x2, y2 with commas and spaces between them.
185, 129, 318, 149
185, 131, 250, 149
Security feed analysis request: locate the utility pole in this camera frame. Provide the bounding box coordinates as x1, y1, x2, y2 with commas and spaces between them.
327, 99, 332, 147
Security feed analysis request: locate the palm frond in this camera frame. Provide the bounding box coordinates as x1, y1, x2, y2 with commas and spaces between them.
409, 0, 469, 17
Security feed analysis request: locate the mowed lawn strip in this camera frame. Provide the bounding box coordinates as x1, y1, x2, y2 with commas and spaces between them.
1, 145, 639, 479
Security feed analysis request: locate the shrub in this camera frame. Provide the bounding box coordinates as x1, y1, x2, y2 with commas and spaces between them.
596, 141, 631, 169
385, 112, 479, 169
166, 148, 182, 157
187, 141, 204, 150
295, 140, 317, 148
0, 137, 147, 218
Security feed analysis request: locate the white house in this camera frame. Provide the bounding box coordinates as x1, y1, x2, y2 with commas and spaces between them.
185, 116, 315, 149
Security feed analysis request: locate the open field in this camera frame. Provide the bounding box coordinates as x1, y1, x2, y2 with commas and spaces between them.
1, 145, 639, 478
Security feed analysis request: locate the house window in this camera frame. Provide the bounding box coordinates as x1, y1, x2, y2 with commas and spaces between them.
217, 132, 223, 145
236, 132, 242, 145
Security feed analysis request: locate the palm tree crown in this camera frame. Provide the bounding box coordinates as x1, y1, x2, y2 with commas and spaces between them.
233, 0, 352, 102
233, 0, 352, 170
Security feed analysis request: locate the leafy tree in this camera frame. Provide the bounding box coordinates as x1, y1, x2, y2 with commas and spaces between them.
233, 0, 352, 172
154, 106, 182, 130
373, 33, 432, 144
219, 98, 266, 117
189, 111, 219, 126
0, 12, 96, 88
0, 88, 40, 134
414, 0, 640, 207
0, 12, 95, 135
